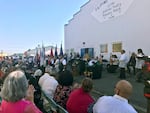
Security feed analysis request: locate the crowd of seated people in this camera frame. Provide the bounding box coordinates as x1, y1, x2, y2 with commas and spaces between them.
0, 52, 141, 113
0, 55, 94, 112
0, 56, 80, 112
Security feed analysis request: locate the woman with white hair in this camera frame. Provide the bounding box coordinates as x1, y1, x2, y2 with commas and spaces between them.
0, 70, 42, 113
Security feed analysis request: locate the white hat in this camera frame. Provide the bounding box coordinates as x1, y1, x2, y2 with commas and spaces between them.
34, 69, 42, 76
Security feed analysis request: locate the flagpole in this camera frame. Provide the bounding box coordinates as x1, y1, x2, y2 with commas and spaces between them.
40, 42, 45, 67
59, 42, 63, 56
55, 44, 58, 57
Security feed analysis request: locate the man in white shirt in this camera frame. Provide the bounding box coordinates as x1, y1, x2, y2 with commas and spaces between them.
88, 58, 97, 66
38, 66, 58, 98
119, 50, 128, 79
59, 56, 67, 71
93, 80, 137, 113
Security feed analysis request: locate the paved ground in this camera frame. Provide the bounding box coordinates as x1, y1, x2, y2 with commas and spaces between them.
74, 69, 147, 113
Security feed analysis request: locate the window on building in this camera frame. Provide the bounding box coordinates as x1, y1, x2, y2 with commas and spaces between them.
80, 48, 94, 58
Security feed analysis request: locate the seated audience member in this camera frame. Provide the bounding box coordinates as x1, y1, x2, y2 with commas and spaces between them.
93, 80, 137, 113
0, 69, 4, 85
88, 57, 97, 67
0, 70, 42, 113
107, 54, 119, 73
66, 77, 95, 113
38, 66, 58, 98
24, 68, 45, 112
53, 70, 73, 109
0, 69, 4, 79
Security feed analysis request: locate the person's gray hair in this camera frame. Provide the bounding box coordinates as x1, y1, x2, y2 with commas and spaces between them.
34, 69, 42, 76
45, 66, 52, 73
1, 70, 28, 102
45, 66, 56, 76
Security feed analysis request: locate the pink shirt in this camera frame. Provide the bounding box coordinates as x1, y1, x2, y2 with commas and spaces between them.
0, 99, 42, 113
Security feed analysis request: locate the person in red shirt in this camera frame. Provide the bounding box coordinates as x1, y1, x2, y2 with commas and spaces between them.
66, 77, 94, 113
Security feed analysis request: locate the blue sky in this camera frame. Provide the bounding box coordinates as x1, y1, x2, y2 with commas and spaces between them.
0, 0, 88, 55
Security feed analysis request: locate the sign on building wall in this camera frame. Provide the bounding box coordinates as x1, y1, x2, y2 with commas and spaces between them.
91, 0, 134, 23
100, 44, 108, 53
112, 42, 122, 52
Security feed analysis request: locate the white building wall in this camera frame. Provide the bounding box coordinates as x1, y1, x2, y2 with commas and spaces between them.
64, 0, 150, 59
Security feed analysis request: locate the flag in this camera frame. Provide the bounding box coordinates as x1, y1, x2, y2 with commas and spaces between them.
40, 44, 45, 66
35, 47, 38, 64
55, 45, 58, 57
59, 43, 63, 56
50, 47, 54, 57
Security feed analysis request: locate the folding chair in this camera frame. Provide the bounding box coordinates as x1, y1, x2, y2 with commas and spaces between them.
42, 91, 68, 113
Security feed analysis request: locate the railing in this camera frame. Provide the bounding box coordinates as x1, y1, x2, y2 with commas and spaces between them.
41, 91, 68, 113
